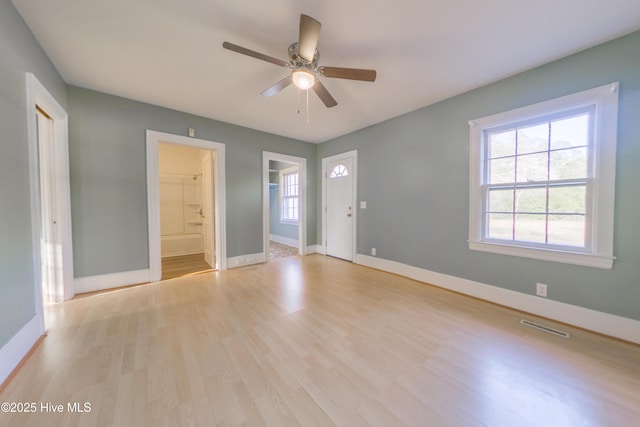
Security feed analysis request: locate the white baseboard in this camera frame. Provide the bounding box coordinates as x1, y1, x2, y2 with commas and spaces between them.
315, 245, 326, 255
355, 254, 640, 344
0, 314, 44, 386
75, 269, 151, 294
306, 245, 320, 254
227, 252, 266, 268
269, 234, 299, 247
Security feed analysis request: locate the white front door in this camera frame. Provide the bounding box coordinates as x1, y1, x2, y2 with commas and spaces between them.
202, 152, 215, 268
326, 156, 354, 261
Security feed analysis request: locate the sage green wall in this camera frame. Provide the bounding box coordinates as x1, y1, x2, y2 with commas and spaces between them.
0, 0, 67, 347
67, 86, 317, 278
318, 31, 640, 321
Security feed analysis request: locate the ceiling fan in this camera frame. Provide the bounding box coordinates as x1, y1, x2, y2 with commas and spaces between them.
222, 14, 376, 108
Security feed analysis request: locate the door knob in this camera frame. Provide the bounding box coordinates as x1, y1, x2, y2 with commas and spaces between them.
347, 213, 352, 217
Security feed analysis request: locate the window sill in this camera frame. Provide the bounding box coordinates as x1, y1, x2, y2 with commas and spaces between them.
469, 241, 614, 269
280, 220, 299, 226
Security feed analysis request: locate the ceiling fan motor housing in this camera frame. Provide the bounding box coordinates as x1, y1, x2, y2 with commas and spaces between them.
288, 42, 319, 71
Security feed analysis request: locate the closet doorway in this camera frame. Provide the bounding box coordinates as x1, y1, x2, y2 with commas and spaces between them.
262, 152, 307, 261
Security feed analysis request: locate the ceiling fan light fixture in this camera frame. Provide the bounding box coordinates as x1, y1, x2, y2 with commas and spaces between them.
292, 70, 315, 90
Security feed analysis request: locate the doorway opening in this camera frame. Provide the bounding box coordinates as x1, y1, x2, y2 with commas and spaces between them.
147, 131, 227, 282
26, 73, 75, 331
157, 143, 215, 280
262, 152, 307, 261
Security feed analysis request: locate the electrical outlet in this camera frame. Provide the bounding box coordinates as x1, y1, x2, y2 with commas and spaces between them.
371, 248, 376, 256
536, 283, 548, 297
360, 201, 367, 209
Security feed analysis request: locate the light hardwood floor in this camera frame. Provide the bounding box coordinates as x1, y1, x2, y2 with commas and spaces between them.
161, 253, 213, 280
2, 255, 640, 426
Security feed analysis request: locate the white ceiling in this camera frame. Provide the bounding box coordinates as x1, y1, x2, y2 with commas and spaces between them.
13, 0, 640, 143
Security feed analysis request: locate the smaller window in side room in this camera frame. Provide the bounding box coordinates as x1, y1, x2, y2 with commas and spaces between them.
468, 83, 619, 269
280, 167, 299, 224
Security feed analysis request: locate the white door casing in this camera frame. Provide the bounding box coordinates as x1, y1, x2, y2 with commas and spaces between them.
323, 151, 357, 261
202, 152, 215, 267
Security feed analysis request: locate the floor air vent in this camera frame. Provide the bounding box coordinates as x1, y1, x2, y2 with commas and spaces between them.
520, 319, 570, 339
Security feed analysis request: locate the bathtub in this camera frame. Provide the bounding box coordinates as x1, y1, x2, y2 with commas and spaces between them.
161, 233, 204, 258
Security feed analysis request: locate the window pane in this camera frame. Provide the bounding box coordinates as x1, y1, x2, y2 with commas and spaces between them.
549, 147, 587, 180
550, 114, 589, 150
283, 172, 299, 197
488, 189, 513, 213
487, 213, 513, 240
548, 185, 585, 214
514, 188, 547, 213
488, 157, 515, 184
488, 130, 515, 158
516, 152, 548, 182
514, 214, 546, 243
517, 123, 549, 154
330, 164, 348, 178
548, 215, 585, 247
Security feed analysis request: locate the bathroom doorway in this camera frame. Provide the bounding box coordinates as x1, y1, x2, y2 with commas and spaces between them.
157, 143, 214, 279
146, 131, 227, 282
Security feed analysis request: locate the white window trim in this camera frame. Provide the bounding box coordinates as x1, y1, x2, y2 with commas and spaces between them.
468, 82, 619, 269
279, 166, 299, 224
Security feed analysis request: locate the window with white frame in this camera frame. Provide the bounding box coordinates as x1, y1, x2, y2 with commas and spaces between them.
280, 167, 299, 223
468, 83, 619, 269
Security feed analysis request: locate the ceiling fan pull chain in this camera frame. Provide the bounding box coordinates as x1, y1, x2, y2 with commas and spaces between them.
306, 89, 310, 124
297, 89, 301, 115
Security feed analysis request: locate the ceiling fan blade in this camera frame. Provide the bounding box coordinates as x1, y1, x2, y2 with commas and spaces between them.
312, 80, 338, 108
261, 76, 292, 97
222, 41, 289, 67
298, 14, 321, 63
318, 66, 377, 82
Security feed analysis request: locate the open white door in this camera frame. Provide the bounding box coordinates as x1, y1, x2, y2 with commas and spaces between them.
202, 152, 215, 268
37, 109, 64, 304
26, 73, 75, 311
324, 152, 356, 261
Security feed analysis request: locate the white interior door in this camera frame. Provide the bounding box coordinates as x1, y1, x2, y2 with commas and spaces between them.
37, 108, 64, 304
202, 152, 215, 268
326, 157, 354, 261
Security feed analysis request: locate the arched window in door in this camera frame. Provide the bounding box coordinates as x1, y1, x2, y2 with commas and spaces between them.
329, 163, 349, 178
